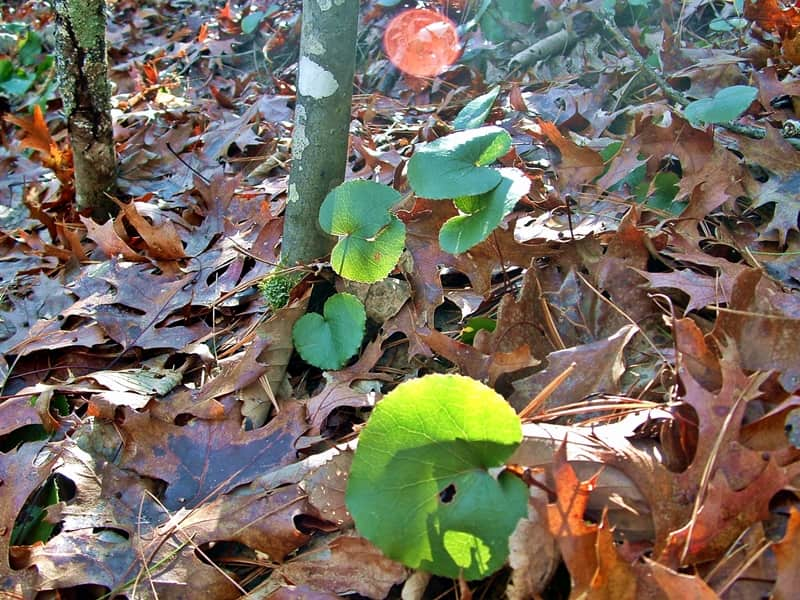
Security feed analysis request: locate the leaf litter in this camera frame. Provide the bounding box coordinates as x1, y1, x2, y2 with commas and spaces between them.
2, 0, 800, 597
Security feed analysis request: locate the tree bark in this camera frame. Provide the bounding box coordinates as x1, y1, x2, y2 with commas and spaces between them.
281, 0, 359, 266
52, 0, 116, 220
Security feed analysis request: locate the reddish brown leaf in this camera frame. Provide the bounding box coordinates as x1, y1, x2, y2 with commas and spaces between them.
637, 268, 732, 315
16, 444, 244, 598
544, 442, 600, 593
744, 0, 800, 36
121, 200, 186, 260
118, 401, 306, 510
597, 109, 715, 198
273, 536, 407, 598
81, 216, 142, 261
661, 460, 788, 565
4, 104, 55, 155
305, 451, 354, 528
305, 336, 390, 434
711, 269, 800, 393
474, 263, 559, 361
0, 441, 53, 593
589, 517, 639, 599
672, 316, 721, 392
401, 198, 554, 323
646, 559, 718, 598
526, 119, 604, 194
772, 506, 800, 600
679, 146, 746, 222
510, 324, 637, 413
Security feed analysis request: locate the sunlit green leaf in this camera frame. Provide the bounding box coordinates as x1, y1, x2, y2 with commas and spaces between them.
292, 293, 366, 370
408, 126, 512, 199
347, 374, 527, 580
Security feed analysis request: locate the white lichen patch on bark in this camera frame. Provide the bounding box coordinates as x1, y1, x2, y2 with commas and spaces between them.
288, 183, 299, 204
304, 35, 325, 56
297, 56, 338, 99
293, 105, 309, 161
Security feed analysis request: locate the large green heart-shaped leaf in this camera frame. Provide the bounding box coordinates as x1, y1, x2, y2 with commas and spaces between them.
319, 180, 406, 283
407, 126, 512, 199
292, 293, 366, 370
439, 167, 530, 254
453, 86, 500, 130
346, 374, 528, 580
684, 85, 758, 125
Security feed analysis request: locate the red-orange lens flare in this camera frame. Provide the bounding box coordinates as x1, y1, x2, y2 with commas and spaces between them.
383, 9, 461, 78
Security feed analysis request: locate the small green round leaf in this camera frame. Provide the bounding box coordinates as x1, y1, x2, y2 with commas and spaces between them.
684, 85, 758, 125
292, 293, 366, 370
453, 86, 500, 130
320, 181, 405, 283
241, 11, 265, 34
408, 126, 512, 199
346, 374, 528, 580
439, 168, 530, 254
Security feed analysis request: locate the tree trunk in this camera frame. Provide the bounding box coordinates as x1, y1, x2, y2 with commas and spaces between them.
52, 0, 116, 220
281, 0, 359, 266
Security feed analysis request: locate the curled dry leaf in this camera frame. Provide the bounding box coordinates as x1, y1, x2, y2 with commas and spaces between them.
506, 478, 558, 599
266, 535, 407, 599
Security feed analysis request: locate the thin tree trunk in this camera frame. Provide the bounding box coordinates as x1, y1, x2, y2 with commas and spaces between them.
281, 0, 359, 266
52, 0, 116, 220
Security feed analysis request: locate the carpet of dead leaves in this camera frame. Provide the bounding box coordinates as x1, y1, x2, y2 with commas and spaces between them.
1, 0, 800, 598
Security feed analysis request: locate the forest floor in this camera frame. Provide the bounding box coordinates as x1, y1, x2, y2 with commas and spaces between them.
2, 0, 800, 598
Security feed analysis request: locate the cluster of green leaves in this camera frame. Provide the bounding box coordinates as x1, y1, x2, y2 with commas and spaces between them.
291, 92, 525, 369
286, 95, 531, 580
285, 94, 533, 580
321, 101, 528, 285
0, 23, 56, 106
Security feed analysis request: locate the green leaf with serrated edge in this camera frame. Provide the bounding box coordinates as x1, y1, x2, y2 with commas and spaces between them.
684, 85, 758, 125
319, 180, 405, 283
346, 374, 528, 580
453, 86, 500, 130
439, 168, 530, 254
407, 126, 512, 199
292, 293, 366, 370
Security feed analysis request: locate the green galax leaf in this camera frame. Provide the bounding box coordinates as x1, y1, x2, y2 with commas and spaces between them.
407, 126, 512, 199
684, 85, 758, 125
453, 86, 500, 130
241, 11, 265, 34
439, 168, 530, 254
292, 293, 366, 370
346, 374, 528, 580
479, 0, 535, 42
319, 180, 406, 283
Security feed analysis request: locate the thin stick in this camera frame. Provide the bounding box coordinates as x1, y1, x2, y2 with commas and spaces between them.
519, 361, 576, 419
